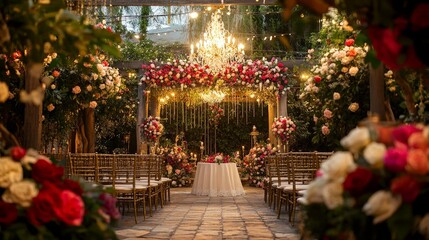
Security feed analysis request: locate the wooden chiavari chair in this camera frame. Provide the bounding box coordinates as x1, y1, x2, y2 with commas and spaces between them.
68, 153, 97, 182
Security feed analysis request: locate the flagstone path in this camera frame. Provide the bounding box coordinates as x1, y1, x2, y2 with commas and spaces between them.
115, 187, 300, 240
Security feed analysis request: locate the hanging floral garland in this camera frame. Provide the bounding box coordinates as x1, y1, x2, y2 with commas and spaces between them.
208, 104, 224, 126
141, 58, 290, 103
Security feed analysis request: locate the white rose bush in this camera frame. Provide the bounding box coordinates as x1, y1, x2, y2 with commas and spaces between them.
302, 123, 429, 239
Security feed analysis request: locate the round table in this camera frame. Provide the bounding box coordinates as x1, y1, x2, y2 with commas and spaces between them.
191, 162, 245, 197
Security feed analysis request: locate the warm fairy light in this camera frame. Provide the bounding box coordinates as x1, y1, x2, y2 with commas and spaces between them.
200, 90, 226, 104
189, 10, 245, 72
190, 11, 198, 19
207, 6, 212, 11
250, 93, 255, 98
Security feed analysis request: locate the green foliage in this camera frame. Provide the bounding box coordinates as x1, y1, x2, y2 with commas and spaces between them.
118, 39, 180, 62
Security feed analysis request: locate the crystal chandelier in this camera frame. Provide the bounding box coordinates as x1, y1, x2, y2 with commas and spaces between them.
190, 10, 245, 72
200, 90, 226, 104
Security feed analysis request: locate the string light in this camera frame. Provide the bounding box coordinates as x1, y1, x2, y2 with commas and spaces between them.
189, 11, 198, 19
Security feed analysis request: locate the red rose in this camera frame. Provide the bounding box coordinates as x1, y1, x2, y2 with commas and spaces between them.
54, 190, 84, 226
10, 146, 26, 161
391, 175, 420, 203
345, 39, 355, 46
0, 201, 18, 224
411, 3, 429, 30
368, 19, 424, 70
313, 75, 322, 83
32, 159, 64, 184
391, 125, 421, 145
27, 185, 60, 225
102, 60, 109, 67
343, 167, 374, 197
52, 70, 60, 78
62, 179, 83, 196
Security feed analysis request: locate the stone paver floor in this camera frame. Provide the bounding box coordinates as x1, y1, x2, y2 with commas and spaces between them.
115, 187, 300, 240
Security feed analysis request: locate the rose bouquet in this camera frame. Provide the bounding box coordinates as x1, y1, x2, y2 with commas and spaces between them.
302, 123, 429, 239
140, 116, 164, 143
163, 146, 193, 187
271, 116, 296, 143
205, 153, 231, 164
208, 104, 224, 126
0, 146, 120, 239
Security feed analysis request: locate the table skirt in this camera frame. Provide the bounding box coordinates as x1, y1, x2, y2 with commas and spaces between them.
191, 163, 245, 197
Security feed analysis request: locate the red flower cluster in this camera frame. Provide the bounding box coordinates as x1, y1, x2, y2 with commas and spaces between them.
140, 116, 164, 142
208, 104, 224, 126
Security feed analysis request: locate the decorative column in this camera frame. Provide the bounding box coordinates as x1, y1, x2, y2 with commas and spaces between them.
268, 103, 275, 144
137, 83, 147, 154
277, 92, 288, 151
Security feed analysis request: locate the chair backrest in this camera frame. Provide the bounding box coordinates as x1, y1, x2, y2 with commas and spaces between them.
265, 155, 279, 184
288, 152, 319, 189
68, 153, 97, 182
96, 154, 115, 185
275, 153, 290, 186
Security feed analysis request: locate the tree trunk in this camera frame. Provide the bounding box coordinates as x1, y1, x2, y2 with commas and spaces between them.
394, 71, 417, 116
22, 62, 44, 149
75, 108, 95, 153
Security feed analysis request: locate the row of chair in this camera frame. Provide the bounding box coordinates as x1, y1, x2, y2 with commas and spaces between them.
54, 153, 172, 224
265, 152, 333, 226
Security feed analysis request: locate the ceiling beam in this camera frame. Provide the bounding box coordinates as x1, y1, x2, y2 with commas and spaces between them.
81, 0, 278, 6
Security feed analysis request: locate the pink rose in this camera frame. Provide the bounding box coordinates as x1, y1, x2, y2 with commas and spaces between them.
406, 149, 429, 175
323, 109, 333, 119
321, 125, 330, 135
54, 190, 84, 226
384, 147, 408, 173
175, 169, 181, 175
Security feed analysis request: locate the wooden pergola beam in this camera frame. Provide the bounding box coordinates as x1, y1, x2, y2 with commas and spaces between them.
78, 0, 278, 6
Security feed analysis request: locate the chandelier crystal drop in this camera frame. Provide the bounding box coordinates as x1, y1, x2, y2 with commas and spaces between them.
190, 10, 245, 72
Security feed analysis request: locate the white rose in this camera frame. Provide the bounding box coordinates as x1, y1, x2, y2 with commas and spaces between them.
419, 214, 429, 237
363, 142, 386, 168
323, 181, 344, 209
96, 64, 104, 73
363, 190, 401, 224
320, 151, 356, 180
349, 66, 359, 76
303, 178, 327, 204
0, 157, 23, 188
2, 180, 38, 207
99, 84, 106, 90
348, 102, 360, 112
340, 127, 371, 153
333, 92, 341, 100
0, 81, 10, 103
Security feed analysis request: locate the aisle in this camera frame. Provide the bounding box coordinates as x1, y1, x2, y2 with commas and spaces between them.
115, 187, 299, 240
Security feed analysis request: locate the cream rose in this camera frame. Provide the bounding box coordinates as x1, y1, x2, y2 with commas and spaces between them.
340, 127, 370, 153
333, 92, 341, 100
323, 181, 344, 209
348, 102, 360, 112
2, 180, 38, 207
363, 190, 401, 224
0, 81, 9, 103
72, 86, 81, 94
0, 157, 23, 188
320, 151, 356, 180
419, 214, 429, 237
304, 178, 327, 204
363, 142, 386, 168
348, 66, 359, 76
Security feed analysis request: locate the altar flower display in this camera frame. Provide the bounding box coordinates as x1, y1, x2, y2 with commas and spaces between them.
0, 147, 119, 239
140, 116, 164, 143
163, 146, 193, 187
302, 123, 429, 239
271, 116, 296, 143
244, 143, 276, 187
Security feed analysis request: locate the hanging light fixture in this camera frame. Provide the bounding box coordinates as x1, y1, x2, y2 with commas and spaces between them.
190, 10, 245, 73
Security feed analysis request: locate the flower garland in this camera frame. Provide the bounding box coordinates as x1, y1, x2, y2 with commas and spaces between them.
141, 58, 290, 100
302, 123, 429, 239
271, 116, 296, 143
208, 104, 224, 126
0, 147, 119, 239
140, 116, 164, 143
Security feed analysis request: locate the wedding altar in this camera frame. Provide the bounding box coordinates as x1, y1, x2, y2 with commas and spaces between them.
191, 162, 245, 197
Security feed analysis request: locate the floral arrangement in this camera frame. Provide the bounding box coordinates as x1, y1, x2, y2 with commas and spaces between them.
44, 51, 124, 111
298, 10, 371, 149
163, 146, 193, 187
271, 116, 296, 143
140, 116, 164, 143
302, 122, 429, 239
208, 104, 224, 126
0, 146, 120, 239
204, 153, 231, 164
243, 143, 276, 187
141, 58, 290, 96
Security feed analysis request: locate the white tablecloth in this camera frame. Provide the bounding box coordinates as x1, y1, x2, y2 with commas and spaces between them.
191, 162, 245, 197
